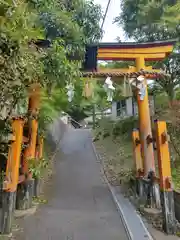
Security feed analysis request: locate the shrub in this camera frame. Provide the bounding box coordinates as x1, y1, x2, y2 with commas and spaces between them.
112, 117, 138, 139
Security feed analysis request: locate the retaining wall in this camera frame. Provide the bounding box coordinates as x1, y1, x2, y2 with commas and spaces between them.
46, 116, 69, 152
174, 191, 180, 222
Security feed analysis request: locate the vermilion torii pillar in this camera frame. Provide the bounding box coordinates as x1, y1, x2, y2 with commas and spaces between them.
135, 57, 155, 176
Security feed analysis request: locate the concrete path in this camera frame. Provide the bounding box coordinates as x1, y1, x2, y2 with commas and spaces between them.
14, 129, 128, 240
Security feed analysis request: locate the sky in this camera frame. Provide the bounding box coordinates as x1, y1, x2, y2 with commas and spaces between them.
94, 0, 125, 42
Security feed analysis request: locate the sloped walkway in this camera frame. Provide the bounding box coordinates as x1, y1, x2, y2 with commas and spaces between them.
14, 129, 128, 240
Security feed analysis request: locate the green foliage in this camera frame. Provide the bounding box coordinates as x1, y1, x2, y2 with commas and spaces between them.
172, 166, 180, 189
0, 0, 44, 117
154, 93, 169, 115
95, 116, 138, 141
93, 117, 135, 185
96, 117, 115, 137
98, 61, 134, 69
176, 89, 180, 100
42, 40, 81, 91
159, 1, 180, 33
29, 157, 49, 178
67, 78, 114, 122
0, 0, 104, 185
0, 0, 103, 125
38, 88, 68, 134
0, 120, 13, 159
0, 119, 12, 136
62, 0, 103, 44
93, 81, 111, 108
0, 170, 5, 186
112, 117, 138, 139
115, 0, 180, 102
35, 0, 102, 44
115, 0, 179, 41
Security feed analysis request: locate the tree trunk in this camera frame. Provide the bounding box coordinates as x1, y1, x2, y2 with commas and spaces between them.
167, 87, 175, 107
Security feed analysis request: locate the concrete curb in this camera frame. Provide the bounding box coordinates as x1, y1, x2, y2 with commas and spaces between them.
91, 138, 154, 240
14, 205, 38, 219
108, 183, 133, 240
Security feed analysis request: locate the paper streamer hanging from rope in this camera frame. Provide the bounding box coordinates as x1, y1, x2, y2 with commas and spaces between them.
122, 76, 133, 97
83, 78, 94, 98
103, 77, 115, 102
129, 75, 146, 101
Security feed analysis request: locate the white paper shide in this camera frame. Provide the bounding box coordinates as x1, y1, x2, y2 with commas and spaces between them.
103, 77, 115, 102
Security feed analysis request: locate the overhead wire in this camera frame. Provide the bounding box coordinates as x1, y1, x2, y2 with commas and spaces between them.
100, 0, 112, 33
91, 0, 111, 42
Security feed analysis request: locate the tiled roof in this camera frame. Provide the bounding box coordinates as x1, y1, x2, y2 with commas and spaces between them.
82, 70, 168, 79
88, 39, 177, 48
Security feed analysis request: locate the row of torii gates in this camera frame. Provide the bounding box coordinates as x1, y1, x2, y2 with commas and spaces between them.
1, 39, 177, 235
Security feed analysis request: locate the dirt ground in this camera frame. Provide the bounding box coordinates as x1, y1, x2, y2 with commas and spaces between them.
94, 135, 134, 186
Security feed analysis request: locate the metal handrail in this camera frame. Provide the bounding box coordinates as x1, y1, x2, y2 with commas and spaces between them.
62, 112, 83, 128
70, 117, 82, 127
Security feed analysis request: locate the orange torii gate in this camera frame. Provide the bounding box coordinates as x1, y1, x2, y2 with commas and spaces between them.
1, 84, 43, 234
83, 40, 175, 176
83, 40, 176, 234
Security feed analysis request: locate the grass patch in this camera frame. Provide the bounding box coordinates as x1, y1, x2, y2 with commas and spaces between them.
94, 117, 180, 191
33, 196, 48, 204
172, 167, 180, 190
94, 117, 135, 185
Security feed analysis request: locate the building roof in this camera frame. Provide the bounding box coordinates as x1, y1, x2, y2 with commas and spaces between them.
82, 70, 168, 79
89, 39, 177, 49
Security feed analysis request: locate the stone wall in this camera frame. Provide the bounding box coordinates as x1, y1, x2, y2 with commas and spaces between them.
35, 117, 69, 197
46, 116, 68, 153
174, 191, 180, 222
